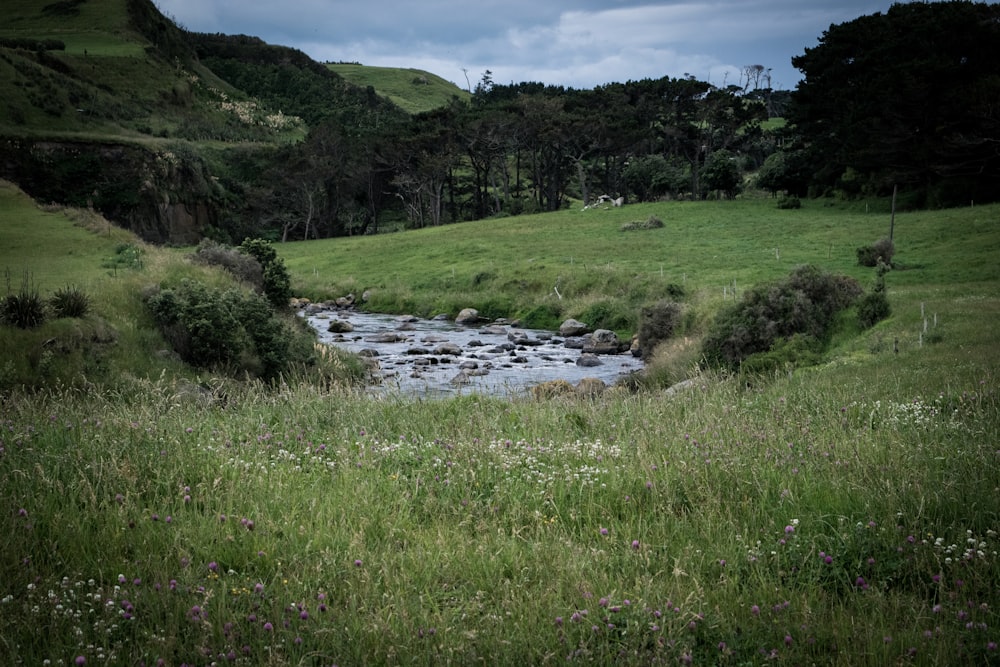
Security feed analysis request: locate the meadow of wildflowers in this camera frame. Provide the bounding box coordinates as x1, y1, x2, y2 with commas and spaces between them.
1, 366, 997, 665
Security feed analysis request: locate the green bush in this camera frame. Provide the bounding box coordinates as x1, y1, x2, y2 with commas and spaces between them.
146, 279, 308, 380
2, 272, 46, 329
857, 291, 891, 329
741, 333, 823, 374
239, 238, 292, 308
49, 285, 90, 318
637, 300, 684, 361
777, 195, 801, 209
146, 280, 246, 370
701, 265, 862, 369
262, 261, 292, 309
856, 238, 895, 267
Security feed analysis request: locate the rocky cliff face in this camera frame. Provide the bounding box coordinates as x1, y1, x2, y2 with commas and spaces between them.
1, 138, 220, 244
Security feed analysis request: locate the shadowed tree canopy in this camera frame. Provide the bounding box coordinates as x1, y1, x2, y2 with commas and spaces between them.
787, 1, 1000, 206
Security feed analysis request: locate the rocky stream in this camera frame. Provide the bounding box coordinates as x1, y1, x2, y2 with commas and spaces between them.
301, 306, 645, 397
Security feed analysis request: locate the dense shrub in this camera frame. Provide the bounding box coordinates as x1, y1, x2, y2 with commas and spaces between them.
2, 273, 46, 329
857, 258, 892, 329
239, 238, 292, 308
637, 300, 684, 361
741, 333, 823, 374
857, 291, 891, 329
49, 285, 90, 318
777, 195, 802, 209
190, 239, 263, 290
145, 279, 300, 380
701, 265, 862, 369
856, 238, 895, 267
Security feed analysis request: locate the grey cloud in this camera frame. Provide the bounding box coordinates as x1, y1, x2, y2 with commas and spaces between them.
154, 0, 899, 90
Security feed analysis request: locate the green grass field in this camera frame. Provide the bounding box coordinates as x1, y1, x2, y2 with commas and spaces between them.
1, 183, 999, 664
327, 64, 469, 114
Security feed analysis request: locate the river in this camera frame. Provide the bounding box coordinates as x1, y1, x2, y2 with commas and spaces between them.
301, 309, 645, 397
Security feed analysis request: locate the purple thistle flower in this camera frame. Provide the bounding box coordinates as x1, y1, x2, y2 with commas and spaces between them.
208, 562, 218, 572
263, 622, 273, 632
751, 605, 760, 616
354, 559, 363, 567
600, 527, 609, 536
75, 657, 86, 666
631, 539, 640, 550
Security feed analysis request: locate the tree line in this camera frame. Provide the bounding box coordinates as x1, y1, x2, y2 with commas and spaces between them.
200, 1, 999, 242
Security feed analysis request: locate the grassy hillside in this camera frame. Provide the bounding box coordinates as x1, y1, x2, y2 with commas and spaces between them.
328, 63, 469, 114
1, 185, 998, 663
279, 197, 1000, 366
0, 0, 141, 55
0, 180, 360, 389
0, 0, 275, 142
0, 179, 190, 386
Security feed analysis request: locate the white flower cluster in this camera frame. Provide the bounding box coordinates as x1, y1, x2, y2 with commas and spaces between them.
866, 397, 961, 430
482, 438, 624, 489
215, 90, 300, 130
931, 528, 998, 565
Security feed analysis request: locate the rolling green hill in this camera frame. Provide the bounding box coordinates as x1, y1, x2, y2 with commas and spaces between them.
327, 63, 469, 114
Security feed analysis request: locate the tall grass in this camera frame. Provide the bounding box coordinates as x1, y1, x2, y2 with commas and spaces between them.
1, 367, 997, 664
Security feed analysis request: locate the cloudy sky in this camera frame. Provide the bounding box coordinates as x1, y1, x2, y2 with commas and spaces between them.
153, 0, 904, 91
